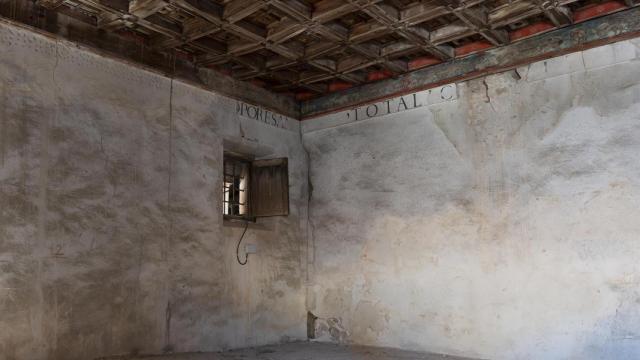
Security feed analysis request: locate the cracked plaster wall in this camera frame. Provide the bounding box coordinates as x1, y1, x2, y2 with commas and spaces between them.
0, 22, 308, 360
302, 39, 640, 359
3, 15, 640, 360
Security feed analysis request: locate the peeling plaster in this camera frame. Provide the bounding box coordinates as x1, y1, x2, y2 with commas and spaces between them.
303, 40, 640, 359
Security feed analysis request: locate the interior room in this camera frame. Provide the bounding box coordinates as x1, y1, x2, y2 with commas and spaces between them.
1, 0, 639, 359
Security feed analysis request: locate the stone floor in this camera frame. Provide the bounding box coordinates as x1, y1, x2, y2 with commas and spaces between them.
98, 342, 478, 360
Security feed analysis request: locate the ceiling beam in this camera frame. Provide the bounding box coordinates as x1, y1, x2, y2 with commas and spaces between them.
268, 0, 410, 77
430, 22, 475, 45
539, 3, 573, 27
381, 41, 417, 57
300, 7, 640, 118
151, 17, 222, 50
37, 0, 66, 9
129, 0, 167, 19
268, 18, 307, 43
21, 0, 640, 98
351, 1, 454, 60
442, 4, 509, 45
489, 0, 581, 28
223, 0, 269, 23
400, 1, 449, 25
311, 0, 384, 23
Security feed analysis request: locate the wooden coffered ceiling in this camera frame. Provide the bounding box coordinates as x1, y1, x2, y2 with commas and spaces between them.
17, 0, 640, 99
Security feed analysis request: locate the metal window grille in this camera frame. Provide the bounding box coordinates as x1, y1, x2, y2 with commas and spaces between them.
223, 155, 251, 219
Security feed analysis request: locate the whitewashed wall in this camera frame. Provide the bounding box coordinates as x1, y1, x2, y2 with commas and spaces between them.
0, 21, 307, 360
303, 39, 640, 359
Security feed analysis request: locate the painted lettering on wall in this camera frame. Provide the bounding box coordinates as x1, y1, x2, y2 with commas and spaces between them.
346, 84, 457, 121
236, 101, 290, 130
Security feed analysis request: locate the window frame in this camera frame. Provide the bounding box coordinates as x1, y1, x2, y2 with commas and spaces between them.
222, 151, 290, 221
222, 152, 255, 222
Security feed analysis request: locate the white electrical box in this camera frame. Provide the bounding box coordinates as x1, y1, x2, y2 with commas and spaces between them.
245, 244, 257, 254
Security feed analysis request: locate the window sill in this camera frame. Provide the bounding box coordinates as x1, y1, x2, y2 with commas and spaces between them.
223, 217, 269, 230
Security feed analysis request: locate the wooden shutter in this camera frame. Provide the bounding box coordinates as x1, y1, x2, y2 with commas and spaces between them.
251, 158, 289, 217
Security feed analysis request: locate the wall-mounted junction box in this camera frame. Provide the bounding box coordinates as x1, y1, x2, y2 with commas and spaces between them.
245, 244, 257, 254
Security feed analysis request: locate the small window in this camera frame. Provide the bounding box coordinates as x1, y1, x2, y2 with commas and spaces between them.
223, 153, 289, 220
223, 154, 252, 219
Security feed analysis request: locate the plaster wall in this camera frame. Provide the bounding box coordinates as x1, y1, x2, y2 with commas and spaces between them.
302, 39, 640, 359
0, 22, 308, 359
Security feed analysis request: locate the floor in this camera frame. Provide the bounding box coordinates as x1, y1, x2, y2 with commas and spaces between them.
98, 342, 478, 360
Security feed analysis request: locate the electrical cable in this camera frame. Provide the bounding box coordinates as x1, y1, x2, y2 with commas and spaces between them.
236, 221, 250, 265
